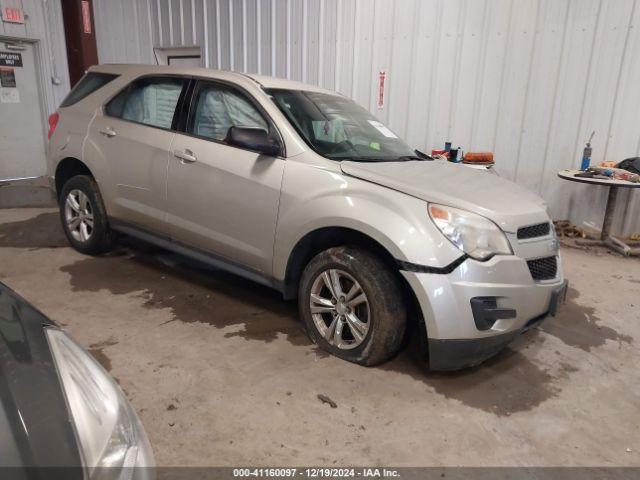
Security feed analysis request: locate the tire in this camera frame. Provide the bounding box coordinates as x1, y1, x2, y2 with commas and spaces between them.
59, 175, 113, 255
298, 246, 406, 366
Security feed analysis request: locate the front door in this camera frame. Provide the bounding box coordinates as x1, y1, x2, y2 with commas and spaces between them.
167, 80, 285, 276
86, 75, 187, 232
0, 40, 47, 180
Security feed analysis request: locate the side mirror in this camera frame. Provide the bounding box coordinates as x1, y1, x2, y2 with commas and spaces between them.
225, 126, 281, 157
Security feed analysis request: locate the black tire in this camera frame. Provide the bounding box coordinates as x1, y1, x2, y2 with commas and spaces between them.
59, 175, 114, 255
298, 246, 406, 366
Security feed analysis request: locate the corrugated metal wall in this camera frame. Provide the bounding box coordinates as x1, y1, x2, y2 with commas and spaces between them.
94, 0, 640, 236
0, 0, 70, 114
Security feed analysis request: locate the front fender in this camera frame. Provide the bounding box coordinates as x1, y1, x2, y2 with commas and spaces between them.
273, 159, 462, 281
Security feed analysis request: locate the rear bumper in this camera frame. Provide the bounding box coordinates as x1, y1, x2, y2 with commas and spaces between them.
401, 254, 567, 370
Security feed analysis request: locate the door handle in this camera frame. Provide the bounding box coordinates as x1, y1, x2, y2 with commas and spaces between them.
174, 149, 197, 164
99, 127, 117, 138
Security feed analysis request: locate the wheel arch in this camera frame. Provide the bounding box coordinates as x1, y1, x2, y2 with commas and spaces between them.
54, 157, 94, 199
282, 226, 403, 300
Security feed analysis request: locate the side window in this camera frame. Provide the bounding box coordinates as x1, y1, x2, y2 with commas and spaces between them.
105, 77, 185, 130
188, 83, 268, 141
60, 72, 119, 107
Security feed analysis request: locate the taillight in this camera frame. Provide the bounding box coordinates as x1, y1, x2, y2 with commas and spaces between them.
48, 112, 60, 140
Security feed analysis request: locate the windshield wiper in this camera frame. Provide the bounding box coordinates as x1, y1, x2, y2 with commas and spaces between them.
337, 156, 430, 163
414, 149, 434, 160
370, 150, 433, 162
334, 151, 433, 162
393, 155, 432, 162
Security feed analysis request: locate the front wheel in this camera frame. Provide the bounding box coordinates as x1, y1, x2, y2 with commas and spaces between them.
298, 247, 406, 366
59, 175, 113, 255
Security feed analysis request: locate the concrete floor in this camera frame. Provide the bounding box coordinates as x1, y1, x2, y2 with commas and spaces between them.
1, 207, 639, 467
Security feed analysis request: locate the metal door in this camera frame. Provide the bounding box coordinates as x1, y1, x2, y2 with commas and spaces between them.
0, 40, 47, 180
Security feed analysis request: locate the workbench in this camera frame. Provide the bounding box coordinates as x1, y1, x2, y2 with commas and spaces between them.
558, 169, 640, 256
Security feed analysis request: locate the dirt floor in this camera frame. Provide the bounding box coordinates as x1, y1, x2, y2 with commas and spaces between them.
1, 207, 639, 466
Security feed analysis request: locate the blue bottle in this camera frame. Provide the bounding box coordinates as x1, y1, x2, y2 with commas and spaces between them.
580, 131, 595, 171
580, 143, 592, 171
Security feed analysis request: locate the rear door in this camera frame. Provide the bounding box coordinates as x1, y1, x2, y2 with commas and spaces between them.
166, 79, 285, 276
86, 75, 188, 233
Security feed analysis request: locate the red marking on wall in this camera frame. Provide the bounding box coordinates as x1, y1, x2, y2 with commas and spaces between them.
377, 71, 386, 109
82, 1, 92, 34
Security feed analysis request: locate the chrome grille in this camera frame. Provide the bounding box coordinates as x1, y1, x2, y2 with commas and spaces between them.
517, 222, 551, 240
527, 256, 557, 281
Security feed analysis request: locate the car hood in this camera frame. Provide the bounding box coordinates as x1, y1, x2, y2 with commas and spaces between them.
340, 160, 549, 232
0, 282, 82, 473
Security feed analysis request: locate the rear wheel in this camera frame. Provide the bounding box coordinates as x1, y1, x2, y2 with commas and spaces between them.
59, 175, 113, 255
299, 246, 406, 366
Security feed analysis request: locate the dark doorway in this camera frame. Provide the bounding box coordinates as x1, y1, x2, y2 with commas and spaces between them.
61, 0, 99, 87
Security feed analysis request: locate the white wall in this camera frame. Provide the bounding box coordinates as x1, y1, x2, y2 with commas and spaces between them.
93, 0, 640, 236
0, 0, 70, 115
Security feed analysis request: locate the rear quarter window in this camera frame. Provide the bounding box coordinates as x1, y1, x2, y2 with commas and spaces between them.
105, 76, 186, 130
60, 72, 119, 108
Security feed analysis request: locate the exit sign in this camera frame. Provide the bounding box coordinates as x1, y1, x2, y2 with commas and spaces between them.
2, 7, 25, 24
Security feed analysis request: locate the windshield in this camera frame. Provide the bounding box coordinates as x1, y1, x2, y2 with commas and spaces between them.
266, 89, 418, 161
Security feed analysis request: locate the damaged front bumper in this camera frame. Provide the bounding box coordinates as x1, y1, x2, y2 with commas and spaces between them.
401, 254, 567, 371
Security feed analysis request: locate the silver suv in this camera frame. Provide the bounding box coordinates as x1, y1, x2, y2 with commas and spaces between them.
47, 65, 567, 370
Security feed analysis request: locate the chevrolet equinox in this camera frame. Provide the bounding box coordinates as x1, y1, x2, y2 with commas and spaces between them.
47, 65, 567, 370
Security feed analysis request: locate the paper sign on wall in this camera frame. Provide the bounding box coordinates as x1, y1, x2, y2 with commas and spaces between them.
0, 88, 20, 103
0, 68, 16, 88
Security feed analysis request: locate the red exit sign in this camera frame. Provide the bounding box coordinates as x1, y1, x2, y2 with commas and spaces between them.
2, 7, 25, 24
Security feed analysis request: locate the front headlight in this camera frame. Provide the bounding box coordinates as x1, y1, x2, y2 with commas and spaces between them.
46, 328, 155, 479
428, 203, 512, 260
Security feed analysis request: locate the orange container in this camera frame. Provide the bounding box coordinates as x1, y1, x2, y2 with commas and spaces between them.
463, 152, 494, 164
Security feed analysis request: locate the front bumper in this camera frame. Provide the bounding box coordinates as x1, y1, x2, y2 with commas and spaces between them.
402, 254, 567, 370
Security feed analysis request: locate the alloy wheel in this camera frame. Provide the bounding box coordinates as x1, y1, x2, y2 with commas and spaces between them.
309, 269, 370, 350
64, 189, 94, 242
